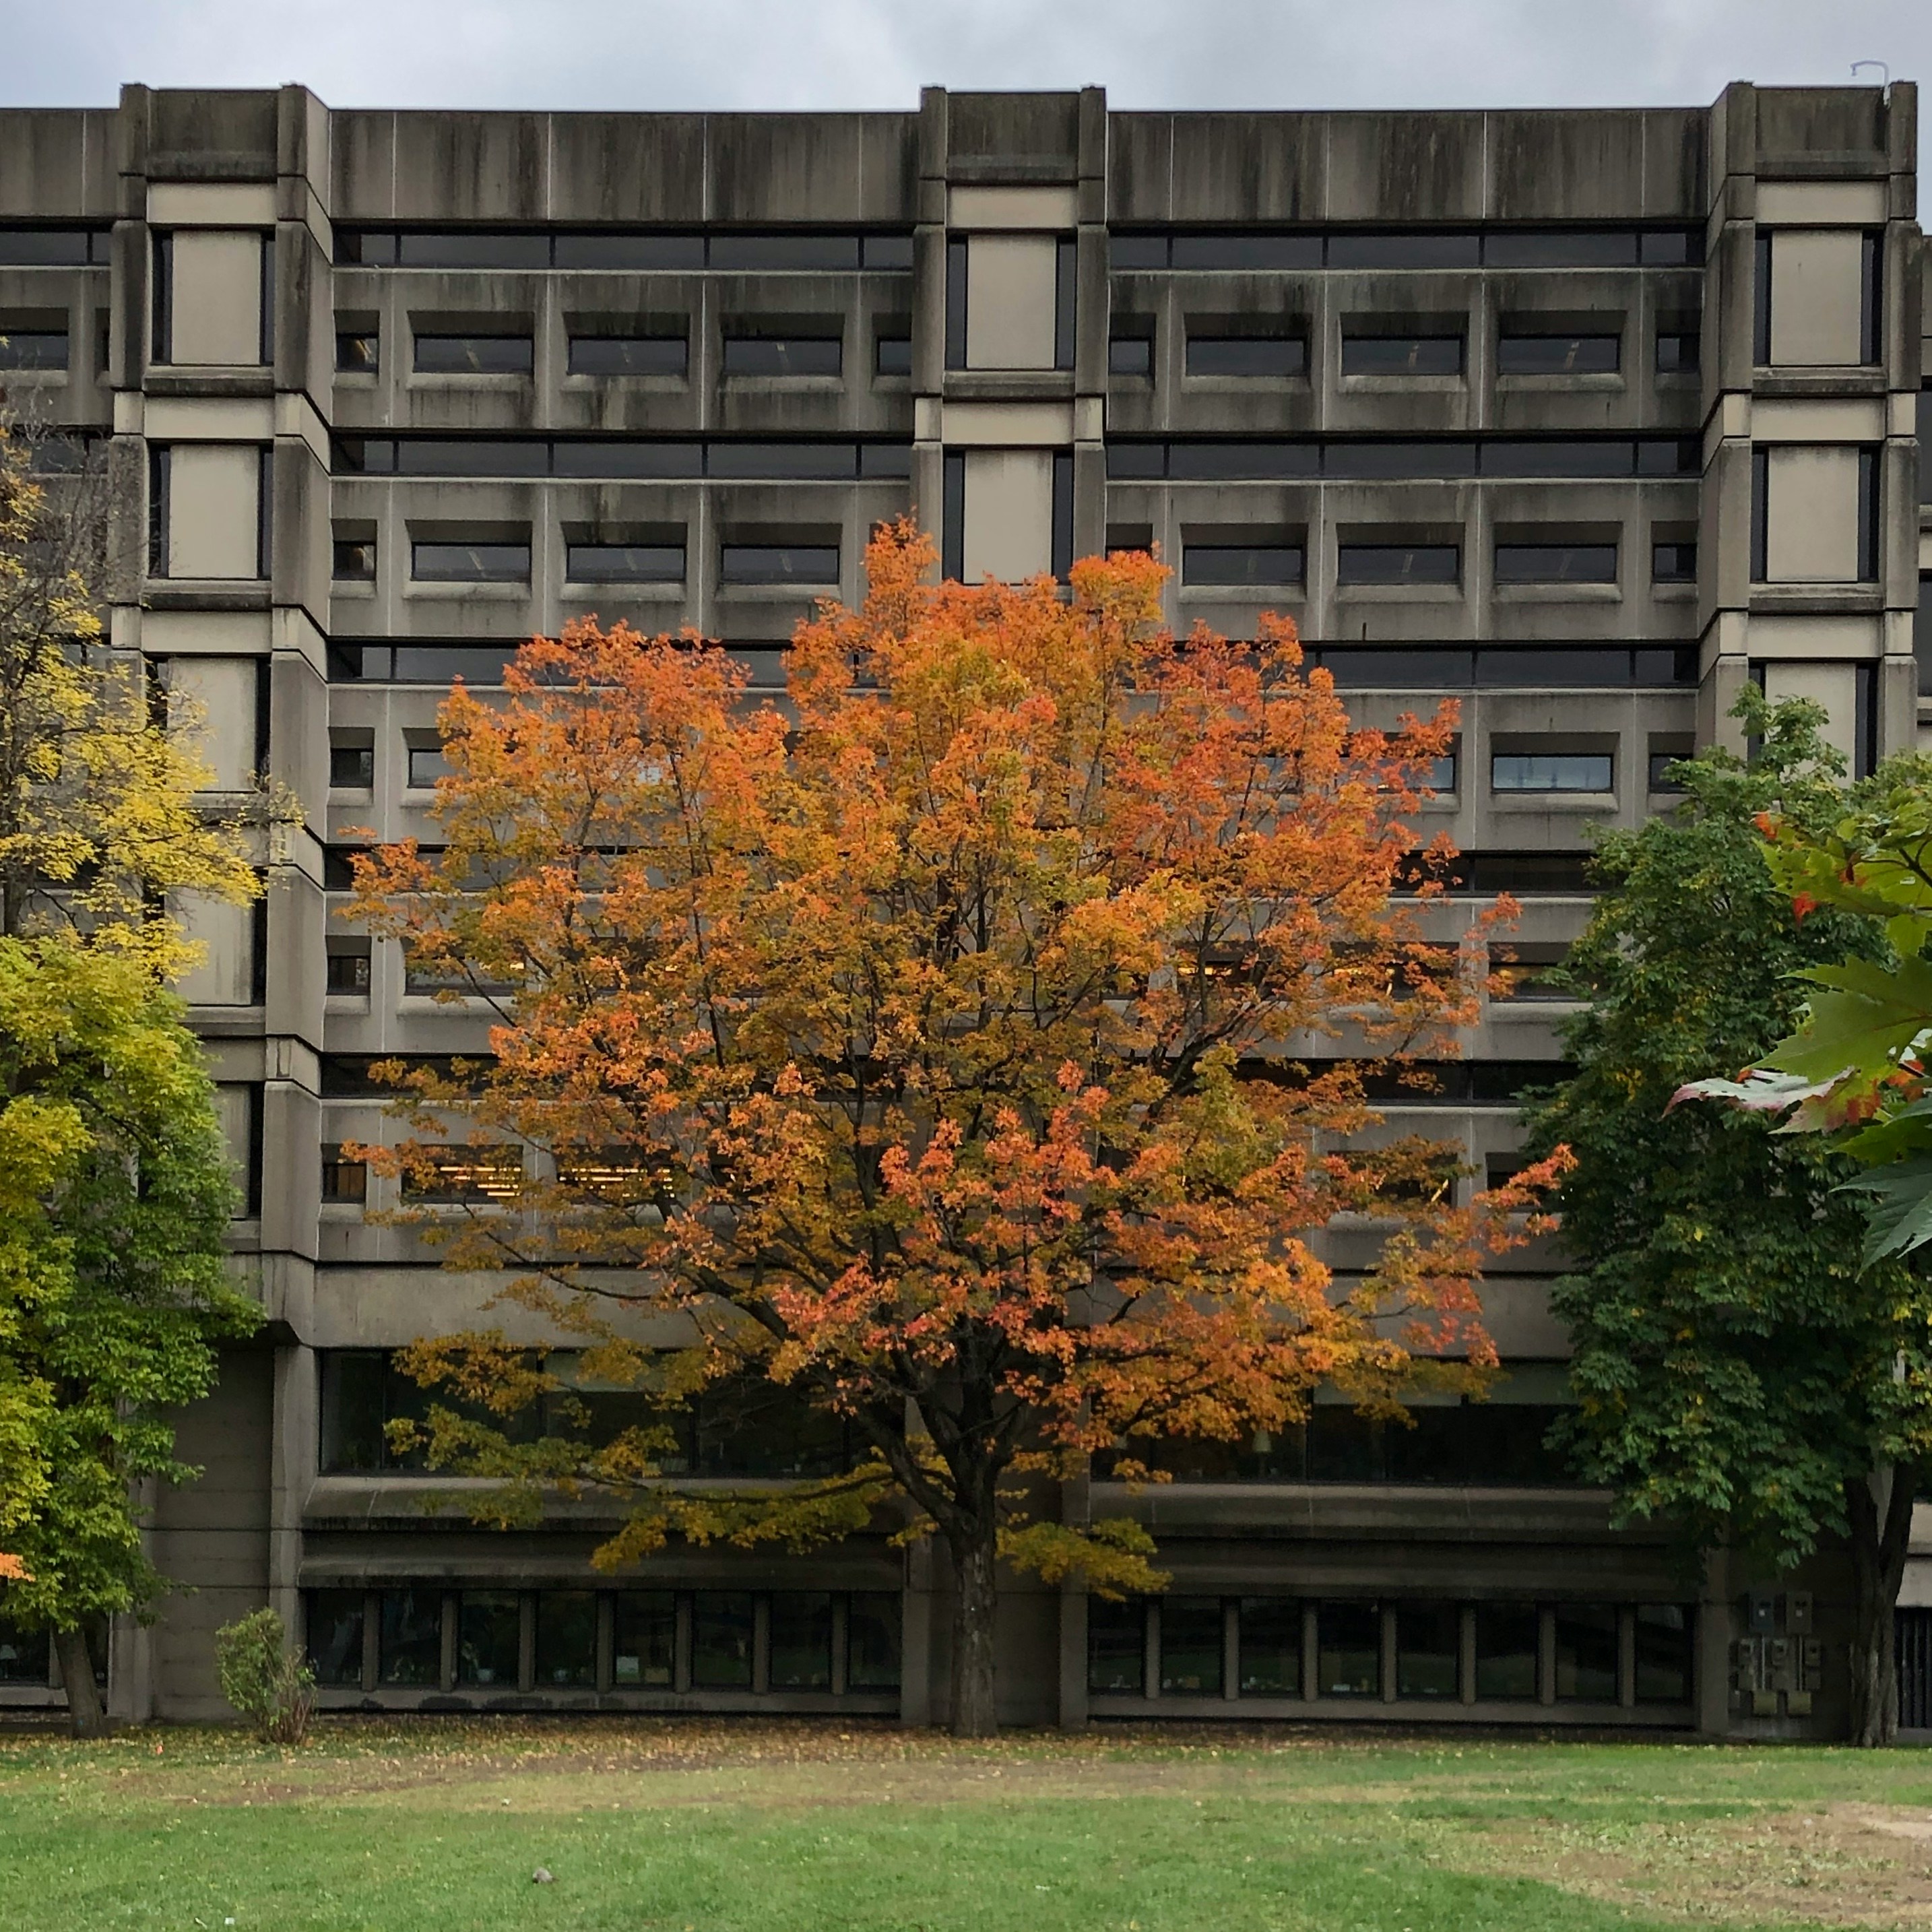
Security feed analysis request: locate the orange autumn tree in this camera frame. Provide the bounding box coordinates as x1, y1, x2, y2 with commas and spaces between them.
347, 521, 1557, 1736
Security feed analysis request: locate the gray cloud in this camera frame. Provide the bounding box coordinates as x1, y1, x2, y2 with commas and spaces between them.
1, 0, 1925, 121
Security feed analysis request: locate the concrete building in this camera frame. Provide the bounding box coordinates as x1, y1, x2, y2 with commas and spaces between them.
0, 79, 1925, 1733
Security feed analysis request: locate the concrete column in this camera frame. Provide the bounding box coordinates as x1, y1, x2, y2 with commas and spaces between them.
1223, 1599, 1241, 1705
1301, 1603, 1320, 1702
674, 1593, 693, 1695
1145, 1597, 1162, 1700
752, 1595, 771, 1694
1380, 1603, 1399, 1704
1459, 1605, 1478, 1706
1057, 1584, 1089, 1730
1537, 1605, 1557, 1707
440, 1591, 458, 1692
900, 1539, 934, 1726
1618, 1606, 1638, 1710
1697, 1553, 1732, 1736
517, 1592, 536, 1694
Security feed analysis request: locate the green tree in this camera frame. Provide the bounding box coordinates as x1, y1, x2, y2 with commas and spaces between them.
0, 414, 265, 1733
1520, 695, 1932, 1746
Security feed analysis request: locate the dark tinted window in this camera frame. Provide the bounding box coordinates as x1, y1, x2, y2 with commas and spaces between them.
323, 946, 371, 996
335, 329, 378, 372
553, 233, 704, 271
612, 1592, 676, 1686
769, 1593, 833, 1690
305, 1591, 364, 1687
1337, 544, 1460, 585
862, 234, 915, 271
1164, 443, 1320, 480
396, 439, 549, 476
1109, 335, 1153, 376
719, 544, 838, 585
1237, 1599, 1300, 1697
457, 1593, 520, 1687
1330, 232, 1479, 269
1109, 234, 1169, 270
0, 228, 105, 265
413, 333, 533, 375
1186, 334, 1306, 377
707, 443, 857, 479
1341, 332, 1463, 376
567, 335, 686, 376
1493, 543, 1618, 583
1316, 1601, 1382, 1695
847, 1593, 901, 1690
553, 441, 703, 478
329, 742, 373, 786
721, 333, 841, 376
1636, 1605, 1694, 1703
1638, 229, 1699, 265
1655, 329, 1700, 374
1484, 439, 1634, 478
411, 542, 530, 583
332, 538, 375, 582
1396, 1602, 1460, 1698
1555, 1605, 1619, 1702
1087, 1598, 1145, 1694
379, 1589, 443, 1685
874, 332, 912, 376
536, 1592, 597, 1688
1474, 1605, 1539, 1700
1169, 233, 1322, 271
1497, 333, 1620, 375
1652, 540, 1697, 582
1648, 750, 1690, 792
0, 331, 68, 369
566, 544, 684, 583
1182, 544, 1303, 587
1160, 1597, 1224, 1696
1325, 441, 1475, 479
397, 232, 550, 269
690, 1592, 754, 1687
709, 234, 860, 271
1483, 230, 1636, 267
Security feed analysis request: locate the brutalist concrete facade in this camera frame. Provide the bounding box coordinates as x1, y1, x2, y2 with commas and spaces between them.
0, 80, 1925, 1733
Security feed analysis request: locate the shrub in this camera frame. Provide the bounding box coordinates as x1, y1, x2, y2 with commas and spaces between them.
214, 1607, 315, 1744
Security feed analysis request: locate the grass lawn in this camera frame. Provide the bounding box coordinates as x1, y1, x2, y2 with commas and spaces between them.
3, 1720, 1932, 1931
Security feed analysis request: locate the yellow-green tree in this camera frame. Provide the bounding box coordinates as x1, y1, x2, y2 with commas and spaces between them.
0, 416, 263, 1733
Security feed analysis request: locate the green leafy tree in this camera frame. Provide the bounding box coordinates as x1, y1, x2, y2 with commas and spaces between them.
214, 1606, 315, 1744
1522, 695, 1932, 1746
0, 412, 265, 1733
0, 941, 260, 1733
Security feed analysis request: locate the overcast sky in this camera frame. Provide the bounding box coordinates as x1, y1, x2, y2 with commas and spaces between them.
3, 0, 1928, 118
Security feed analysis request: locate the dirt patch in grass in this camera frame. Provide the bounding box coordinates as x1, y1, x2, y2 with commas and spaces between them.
1436, 1801, 1932, 1927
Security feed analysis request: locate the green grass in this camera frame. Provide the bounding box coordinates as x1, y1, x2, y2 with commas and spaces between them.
2, 1720, 1929, 1931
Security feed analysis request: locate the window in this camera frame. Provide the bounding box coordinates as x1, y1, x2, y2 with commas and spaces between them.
719, 544, 839, 585
688, 1375, 848, 1479
1087, 1597, 1145, 1695
1186, 334, 1305, 377
1182, 543, 1303, 587
1751, 445, 1770, 581
0, 226, 110, 265
1341, 331, 1463, 377
1316, 1602, 1380, 1697
305, 1591, 365, 1687
412, 333, 534, 375
721, 332, 842, 377
1861, 231, 1883, 366
1237, 1599, 1300, 1697
332, 538, 375, 582
0, 1616, 51, 1686
941, 451, 965, 581
320, 1143, 367, 1202
323, 948, 371, 996
536, 1592, 596, 1688
1753, 230, 1772, 366
1635, 1605, 1694, 1704
690, 1592, 754, 1688
1648, 748, 1691, 792
846, 1593, 901, 1692
944, 237, 968, 371
1108, 332, 1153, 377
1329, 232, 1478, 269
1555, 1604, 1619, 1702
612, 1592, 676, 1687
399, 1145, 523, 1202
1651, 540, 1696, 583
566, 543, 684, 583
1171, 233, 1326, 270
407, 745, 452, 787
378, 1590, 442, 1687
1337, 544, 1460, 587
769, 1593, 833, 1691
1054, 237, 1076, 372
1654, 329, 1699, 375
1497, 332, 1619, 375
1489, 942, 1570, 1000
329, 742, 374, 787
411, 542, 529, 583
335, 329, 378, 373
1473, 1605, 1539, 1700
1159, 1598, 1224, 1696
458, 1592, 521, 1687
1396, 1602, 1459, 1699
874, 329, 911, 376
1493, 543, 1618, 585
1491, 752, 1613, 793
0, 329, 67, 370
567, 333, 687, 377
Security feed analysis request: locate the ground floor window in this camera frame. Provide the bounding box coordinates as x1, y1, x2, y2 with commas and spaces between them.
1087, 1596, 1696, 1708
0, 1617, 51, 1685
306, 1586, 899, 1698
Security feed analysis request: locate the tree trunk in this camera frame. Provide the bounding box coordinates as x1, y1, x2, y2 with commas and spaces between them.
1847, 1464, 1917, 1747
53, 1625, 109, 1739
948, 1524, 1000, 1738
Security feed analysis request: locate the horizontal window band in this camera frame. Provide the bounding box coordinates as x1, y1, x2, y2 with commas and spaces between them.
332, 437, 913, 480
1106, 437, 1699, 481
335, 229, 915, 272
1108, 226, 1700, 272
